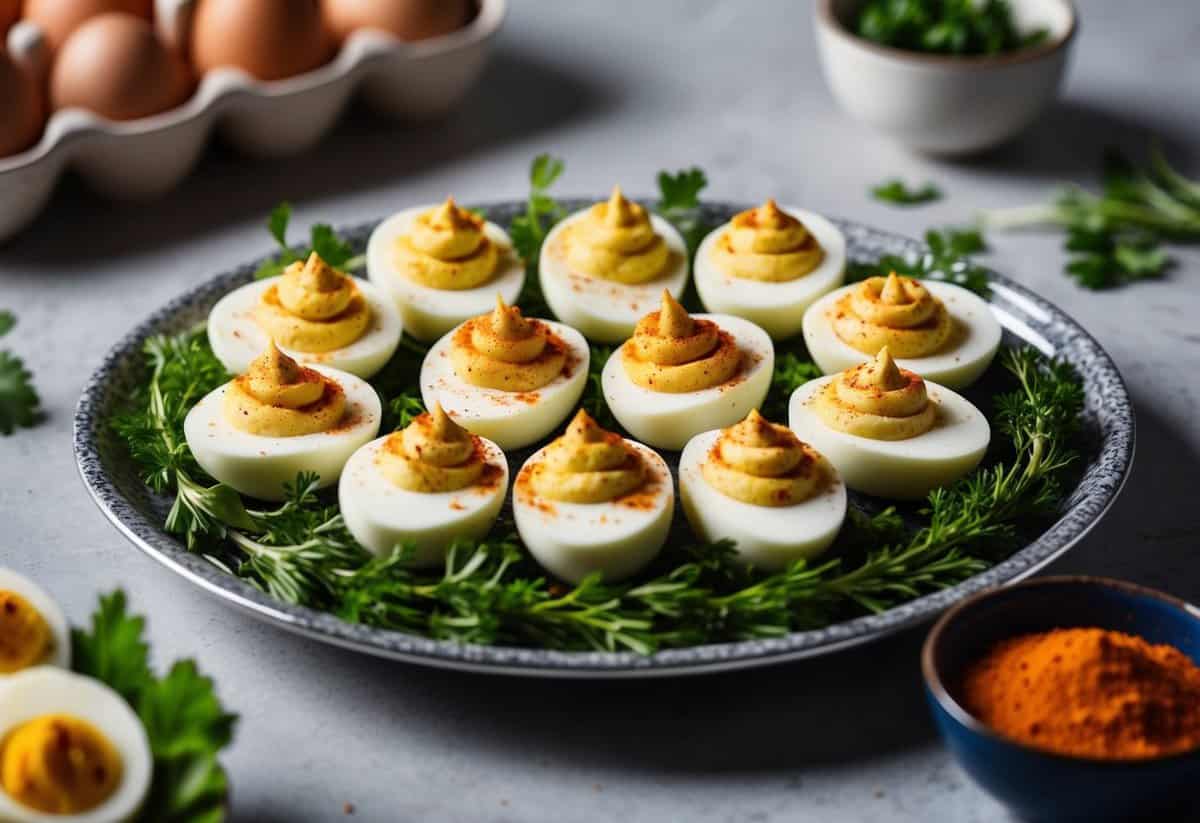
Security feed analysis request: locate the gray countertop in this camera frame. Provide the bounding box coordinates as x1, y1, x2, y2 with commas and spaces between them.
2, 1, 1198, 820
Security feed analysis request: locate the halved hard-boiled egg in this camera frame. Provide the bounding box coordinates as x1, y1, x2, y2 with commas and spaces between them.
789, 348, 989, 500
0, 667, 152, 822
679, 410, 846, 571
185, 343, 381, 501
420, 296, 588, 450
513, 411, 673, 584
339, 403, 508, 566
694, 200, 846, 340
367, 198, 524, 343
602, 291, 774, 451
209, 251, 402, 379
802, 273, 1001, 389
0, 569, 70, 675
539, 186, 689, 343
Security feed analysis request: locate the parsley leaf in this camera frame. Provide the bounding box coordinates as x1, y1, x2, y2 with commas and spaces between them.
762, 352, 822, 420
656, 167, 710, 261
871, 179, 942, 206
310, 223, 355, 268
254, 203, 360, 279
847, 225, 990, 295
0, 350, 40, 435
0, 310, 14, 337
73, 592, 236, 823
509, 153, 566, 266
857, 0, 1047, 57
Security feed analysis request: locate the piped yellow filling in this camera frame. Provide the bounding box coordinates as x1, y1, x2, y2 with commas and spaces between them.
450, 296, 566, 391
831, 273, 954, 358
622, 291, 741, 393
810, 347, 937, 441
529, 410, 645, 503
702, 409, 828, 506
224, 343, 346, 437
0, 714, 122, 814
712, 199, 825, 282
564, 186, 670, 284
380, 403, 485, 493
256, 252, 371, 352
394, 198, 499, 290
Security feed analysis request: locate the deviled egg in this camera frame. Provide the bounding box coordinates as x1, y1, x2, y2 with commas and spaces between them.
602, 291, 774, 451
420, 296, 588, 450
788, 348, 989, 499
539, 186, 689, 343
185, 343, 381, 500
367, 198, 524, 342
209, 251, 402, 379
0, 569, 70, 674
695, 200, 846, 340
680, 410, 846, 571
802, 272, 1001, 389
339, 403, 508, 566
0, 667, 152, 821
514, 411, 673, 584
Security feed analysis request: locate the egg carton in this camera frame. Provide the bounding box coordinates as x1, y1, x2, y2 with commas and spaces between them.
0, 0, 506, 243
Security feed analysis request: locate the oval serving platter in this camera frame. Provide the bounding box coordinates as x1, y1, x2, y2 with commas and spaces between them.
74, 201, 1135, 678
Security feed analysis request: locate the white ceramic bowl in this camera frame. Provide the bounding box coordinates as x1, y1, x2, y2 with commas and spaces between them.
0, 0, 505, 242
814, 0, 1076, 155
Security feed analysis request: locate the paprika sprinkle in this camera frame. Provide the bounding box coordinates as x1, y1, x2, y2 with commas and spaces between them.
962, 627, 1200, 760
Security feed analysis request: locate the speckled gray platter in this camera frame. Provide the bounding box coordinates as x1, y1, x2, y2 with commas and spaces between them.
74, 200, 1135, 678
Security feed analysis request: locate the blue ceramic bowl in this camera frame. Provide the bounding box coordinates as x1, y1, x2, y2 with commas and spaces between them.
922, 576, 1200, 822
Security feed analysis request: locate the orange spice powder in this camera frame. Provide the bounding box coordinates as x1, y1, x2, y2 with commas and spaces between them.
962, 628, 1200, 759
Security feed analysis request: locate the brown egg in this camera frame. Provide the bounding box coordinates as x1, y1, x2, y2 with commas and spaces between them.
0, 50, 44, 157
50, 13, 194, 121
191, 0, 331, 82
23, 0, 152, 53
321, 0, 471, 44
0, 0, 20, 33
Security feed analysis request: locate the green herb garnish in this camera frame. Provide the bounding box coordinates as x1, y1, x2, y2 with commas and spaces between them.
871, 179, 942, 206
509, 154, 566, 318
73, 591, 235, 823
857, 0, 1049, 57
982, 143, 1198, 289
0, 311, 41, 435
254, 202, 362, 279
656, 167, 710, 258
848, 225, 990, 295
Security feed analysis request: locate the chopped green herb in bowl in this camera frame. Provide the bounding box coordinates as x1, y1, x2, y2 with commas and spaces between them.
856, 0, 1049, 57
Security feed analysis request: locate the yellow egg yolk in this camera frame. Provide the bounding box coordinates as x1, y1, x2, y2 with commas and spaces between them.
224, 343, 346, 437
622, 291, 742, 393
256, 252, 371, 353
450, 296, 567, 391
701, 409, 828, 506
0, 592, 51, 674
529, 410, 645, 503
0, 714, 122, 815
832, 273, 954, 358
712, 199, 825, 282
380, 403, 485, 493
394, 197, 500, 290
811, 347, 937, 440
564, 186, 670, 284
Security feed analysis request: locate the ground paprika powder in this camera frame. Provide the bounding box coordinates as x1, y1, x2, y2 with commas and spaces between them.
962, 627, 1200, 759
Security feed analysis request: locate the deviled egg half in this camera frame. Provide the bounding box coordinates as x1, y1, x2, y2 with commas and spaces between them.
680, 410, 846, 571
185, 343, 381, 501
340, 403, 508, 566
0, 667, 152, 822
803, 272, 1001, 389
514, 411, 673, 584
209, 251, 402, 379
540, 186, 689, 343
695, 200, 846, 340
420, 296, 588, 450
602, 291, 774, 451
0, 569, 70, 675
789, 348, 989, 500
367, 198, 524, 342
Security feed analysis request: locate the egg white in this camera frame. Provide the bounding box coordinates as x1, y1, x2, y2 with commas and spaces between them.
184, 365, 382, 501
207, 275, 402, 379
694, 207, 846, 341
678, 430, 847, 571
0, 668, 152, 823
339, 435, 508, 566
802, 279, 1002, 389
602, 314, 774, 451
419, 319, 589, 450
366, 207, 525, 343
0, 569, 70, 673
788, 375, 990, 500
538, 210, 689, 343
513, 441, 673, 584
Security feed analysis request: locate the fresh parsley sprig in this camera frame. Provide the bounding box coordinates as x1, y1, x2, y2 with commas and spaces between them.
656, 167, 710, 258
871, 179, 942, 206
0, 311, 41, 435
508, 154, 565, 318
857, 0, 1048, 56
981, 143, 1199, 289
253, 202, 362, 279
848, 225, 990, 295
73, 591, 235, 823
